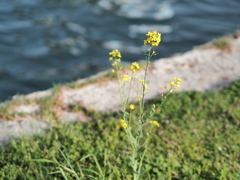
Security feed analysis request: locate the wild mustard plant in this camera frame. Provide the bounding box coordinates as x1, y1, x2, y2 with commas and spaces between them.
33, 31, 182, 180
109, 31, 182, 179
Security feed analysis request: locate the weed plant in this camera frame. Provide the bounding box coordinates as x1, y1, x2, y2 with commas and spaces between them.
107, 31, 182, 180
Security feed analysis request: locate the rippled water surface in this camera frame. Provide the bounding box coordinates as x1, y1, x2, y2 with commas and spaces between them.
0, 0, 239, 101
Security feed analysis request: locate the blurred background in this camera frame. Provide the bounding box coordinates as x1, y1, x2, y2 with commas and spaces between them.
0, 0, 239, 101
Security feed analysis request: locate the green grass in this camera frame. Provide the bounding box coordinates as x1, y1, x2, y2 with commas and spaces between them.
212, 36, 233, 50
0, 80, 239, 179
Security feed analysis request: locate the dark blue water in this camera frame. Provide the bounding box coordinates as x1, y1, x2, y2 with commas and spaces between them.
0, 0, 239, 101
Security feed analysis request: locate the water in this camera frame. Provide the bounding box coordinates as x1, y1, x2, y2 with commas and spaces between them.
0, 0, 239, 101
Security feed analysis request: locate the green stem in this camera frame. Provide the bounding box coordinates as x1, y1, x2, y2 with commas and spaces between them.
116, 63, 125, 111
140, 49, 150, 118
137, 47, 152, 143
126, 72, 134, 106
133, 47, 153, 180
137, 134, 150, 180
144, 86, 174, 123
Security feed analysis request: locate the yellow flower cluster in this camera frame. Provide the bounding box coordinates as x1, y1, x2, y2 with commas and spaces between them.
149, 120, 160, 127
172, 77, 182, 91
129, 62, 140, 74
119, 62, 140, 82
120, 119, 128, 129
109, 49, 121, 67
109, 49, 121, 59
120, 73, 130, 82
144, 31, 161, 46
118, 62, 141, 82
164, 77, 182, 92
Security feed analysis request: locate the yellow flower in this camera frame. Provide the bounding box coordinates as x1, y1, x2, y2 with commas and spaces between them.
163, 86, 167, 89
120, 119, 128, 129
174, 88, 179, 91
149, 120, 160, 127
144, 40, 148, 45
137, 95, 142, 101
111, 69, 115, 73
139, 79, 145, 83
169, 81, 175, 86
173, 77, 182, 87
176, 78, 182, 82
152, 42, 159, 46
140, 79, 147, 89
129, 104, 135, 110
121, 74, 130, 82
129, 62, 140, 73
109, 49, 121, 58
129, 65, 134, 69
112, 61, 117, 66
144, 31, 161, 46
132, 62, 140, 69
167, 77, 182, 87
109, 50, 121, 67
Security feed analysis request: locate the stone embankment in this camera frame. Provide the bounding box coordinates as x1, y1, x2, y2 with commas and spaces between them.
0, 35, 240, 146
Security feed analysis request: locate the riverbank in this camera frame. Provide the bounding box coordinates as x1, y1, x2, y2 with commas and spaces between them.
0, 33, 240, 146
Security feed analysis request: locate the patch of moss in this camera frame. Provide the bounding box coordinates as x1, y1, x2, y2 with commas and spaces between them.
212, 36, 233, 50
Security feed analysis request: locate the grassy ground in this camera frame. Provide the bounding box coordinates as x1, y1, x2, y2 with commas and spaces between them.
0, 80, 239, 180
